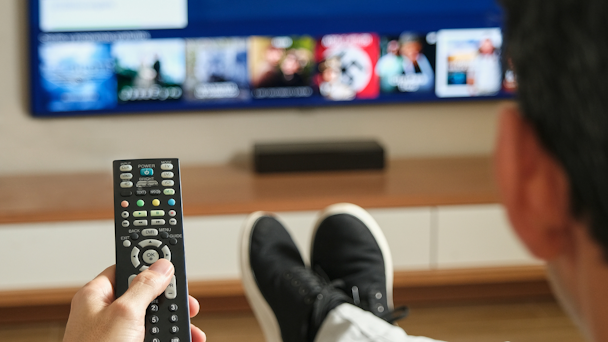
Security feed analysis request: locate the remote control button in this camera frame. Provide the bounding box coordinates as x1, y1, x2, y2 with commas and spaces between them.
131, 232, 139, 240
169, 218, 177, 226
128, 274, 136, 287
162, 180, 174, 187
168, 199, 176, 206
161, 163, 174, 170
134, 220, 148, 226
152, 199, 161, 207
151, 210, 165, 217
151, 219, 165, 226
120, 190, 132, 197
164, 189, 176, 195
169, 314, 178, 323
152, 338, 160, 342
136, 189, 147, 196
133, 211, 147, 218
168, 303, 178, 312
171, 337, 180, 342
140, 265, 149, 271
150, 189, 162, 195
121, 201, 129, 208
120, 173, 133, 180
147, 180, 159, 187
143, 250, 160, 264
139, 239, 163, 248
160, 232, 170, 239
142, 229, 159, 237
161, 171, 174, 179
170, 238, 178, 245
123, 240, 131, 247
150, 315, 159, 324
121, 211, 129, 218
171, 325, 179, 334
151, 326, 160, 335
165, 276, 177, 299
137, 200, 145, 207
131, 247, 140, 268
140, 168, 154, 176
136, 181, 148, 187
122, 220, 130, 227
120, 181, 133, 188
150, 304, 159, 312
169, 210, 176, 217
162, 246, 171, 261
119, 165, 132, 172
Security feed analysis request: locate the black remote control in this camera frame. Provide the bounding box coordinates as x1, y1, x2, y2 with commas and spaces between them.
113, 158, 191, 342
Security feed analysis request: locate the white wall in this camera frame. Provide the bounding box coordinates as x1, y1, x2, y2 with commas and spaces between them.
0, 0, 501, 176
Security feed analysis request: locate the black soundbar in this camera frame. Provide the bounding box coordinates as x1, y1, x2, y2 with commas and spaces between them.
253, 140, 385, 174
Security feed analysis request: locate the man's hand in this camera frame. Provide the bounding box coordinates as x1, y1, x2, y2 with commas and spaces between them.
63, 259, 206, 342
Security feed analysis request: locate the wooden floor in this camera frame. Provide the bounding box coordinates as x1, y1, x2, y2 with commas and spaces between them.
0, 300, 585, 342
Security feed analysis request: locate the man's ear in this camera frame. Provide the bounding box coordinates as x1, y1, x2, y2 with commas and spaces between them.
495, 103, 572, 260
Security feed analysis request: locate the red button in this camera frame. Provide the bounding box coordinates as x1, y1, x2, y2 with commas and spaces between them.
121, 201, 129, 208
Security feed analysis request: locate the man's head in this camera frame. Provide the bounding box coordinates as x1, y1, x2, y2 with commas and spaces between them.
497, 1, 608, 339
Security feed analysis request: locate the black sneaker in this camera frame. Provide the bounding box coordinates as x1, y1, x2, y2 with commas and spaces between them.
240, 212, 349, 342
311, 203, 407, 323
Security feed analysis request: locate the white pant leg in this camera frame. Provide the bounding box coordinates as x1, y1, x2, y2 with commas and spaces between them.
315, 304, 446, 342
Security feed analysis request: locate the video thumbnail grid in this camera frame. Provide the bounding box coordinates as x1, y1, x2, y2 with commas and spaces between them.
38, 29, 514, 113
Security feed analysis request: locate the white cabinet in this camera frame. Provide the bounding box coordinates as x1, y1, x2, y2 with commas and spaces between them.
0, 204, 540, 291
435, 204, 540, 268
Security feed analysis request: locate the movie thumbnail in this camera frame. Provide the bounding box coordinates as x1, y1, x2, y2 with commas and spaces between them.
435, 28, 503, 98
39, 42, 116, 112
112, 39, 186, 102
184, 38, 249, 102
316, 33, 380, 101
249, 36, 315, 99
377, 33, 435, 94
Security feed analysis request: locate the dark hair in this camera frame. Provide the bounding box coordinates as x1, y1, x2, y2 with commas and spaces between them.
501, 0, 608, 256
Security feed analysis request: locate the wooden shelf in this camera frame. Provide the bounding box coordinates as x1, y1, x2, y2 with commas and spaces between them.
0, 156, 499, 225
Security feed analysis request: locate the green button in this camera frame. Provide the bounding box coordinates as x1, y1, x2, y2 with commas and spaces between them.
137, 200, 145, 207
151, 210, 165, 217
164, 189, 175, 195
133, 211, 147, 217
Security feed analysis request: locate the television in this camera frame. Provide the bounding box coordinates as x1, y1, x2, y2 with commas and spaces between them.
29, 0, 512, 117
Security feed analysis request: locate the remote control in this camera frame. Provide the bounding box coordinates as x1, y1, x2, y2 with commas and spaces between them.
113, 158, 191, 342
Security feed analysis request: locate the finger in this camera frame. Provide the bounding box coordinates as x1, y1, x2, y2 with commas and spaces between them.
191, 324, 207, 342
115, 259, 174, 310
188, 296, 200, 317
76, 265, 117, 308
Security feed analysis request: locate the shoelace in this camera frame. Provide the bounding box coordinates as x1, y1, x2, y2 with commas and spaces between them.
283, 267, 351, 342
313, 266, 409, 324
350, 285, 409, 323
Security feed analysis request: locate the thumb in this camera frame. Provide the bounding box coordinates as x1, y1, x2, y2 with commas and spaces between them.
116, 259, 174, 310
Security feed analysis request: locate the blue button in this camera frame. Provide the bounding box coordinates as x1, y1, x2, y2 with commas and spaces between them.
140, 168, 154, 176
168, 199, 176, 206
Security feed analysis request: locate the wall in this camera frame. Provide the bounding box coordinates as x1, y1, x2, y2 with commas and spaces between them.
0, 0, 502, 176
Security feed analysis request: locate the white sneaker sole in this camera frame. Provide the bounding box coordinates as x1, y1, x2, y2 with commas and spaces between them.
239, 212, 283, 342
311, 203, 394, 311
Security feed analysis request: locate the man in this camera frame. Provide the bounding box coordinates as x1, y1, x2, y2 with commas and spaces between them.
64, 0, 607, 341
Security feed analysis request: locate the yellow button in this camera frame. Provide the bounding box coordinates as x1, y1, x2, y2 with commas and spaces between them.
152, 199, 161, 207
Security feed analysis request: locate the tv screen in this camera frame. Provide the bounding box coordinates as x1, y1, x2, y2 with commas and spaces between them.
29, 0, 512, 117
